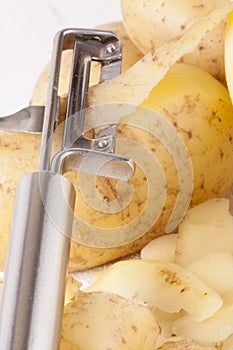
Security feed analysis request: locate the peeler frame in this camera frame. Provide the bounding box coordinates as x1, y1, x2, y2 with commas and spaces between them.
0, 28, 134, 350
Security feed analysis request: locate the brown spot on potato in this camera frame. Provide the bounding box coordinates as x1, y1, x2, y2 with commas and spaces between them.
121, 337, 126, 344
160, 269, 182, 286
220, 148, 224, 160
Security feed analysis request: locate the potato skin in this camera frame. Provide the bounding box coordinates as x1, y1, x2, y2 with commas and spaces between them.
60, 291, 160, 350
0, 131, 40, 271
121, 0, 227, 82
68, 63, 233, 271
157, 339, 216, 349
2, 63, 233, 273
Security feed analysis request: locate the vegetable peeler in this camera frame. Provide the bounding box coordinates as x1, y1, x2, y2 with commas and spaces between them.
0, 28, 134, 350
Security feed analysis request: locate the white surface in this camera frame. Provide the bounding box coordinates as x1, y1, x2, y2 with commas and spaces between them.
0, 0, 122, 115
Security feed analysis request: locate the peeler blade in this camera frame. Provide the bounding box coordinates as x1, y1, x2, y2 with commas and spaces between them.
0, 105, 44, 133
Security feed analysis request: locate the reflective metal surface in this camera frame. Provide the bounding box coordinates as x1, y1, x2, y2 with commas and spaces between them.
0, 106, 45, 133
0, 171, 75, 350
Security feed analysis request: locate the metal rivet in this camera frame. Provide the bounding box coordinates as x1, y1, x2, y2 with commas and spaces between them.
105, 43, 117, 54
97, 139, 109, 148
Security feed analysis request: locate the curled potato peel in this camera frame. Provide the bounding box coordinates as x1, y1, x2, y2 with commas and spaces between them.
121, 0, 228, 82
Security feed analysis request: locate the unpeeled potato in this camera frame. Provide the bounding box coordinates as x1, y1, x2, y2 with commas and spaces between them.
60, 291, 160, 350
0, 131, 40, 271
121, 0, 228, 82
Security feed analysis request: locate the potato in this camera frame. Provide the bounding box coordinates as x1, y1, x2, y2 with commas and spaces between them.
2, 62, 233, 273
222, 334, 233, 350
225, 10, 233, 102
31, 21, 143, 107
175, 198, 233, 267
70, 62, 233, 271
121, 0, 228, 82
172, 300, 233, 343
2, 4, 233, 273
141, 234, 178, 262
0, 131, 40, 271
84, 259, 222, 321
157, 339, 217, 350
64, 276, 81, 305
60, 291, 160, 350
89, 3, 233, 106
153, 309, 183, 348
187, 251, 233, 297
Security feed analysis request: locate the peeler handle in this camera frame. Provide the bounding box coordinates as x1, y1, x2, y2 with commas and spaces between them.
0, 171, 75, 350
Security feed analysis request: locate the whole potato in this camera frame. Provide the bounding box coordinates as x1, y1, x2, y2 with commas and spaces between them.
121, 0, 228, 82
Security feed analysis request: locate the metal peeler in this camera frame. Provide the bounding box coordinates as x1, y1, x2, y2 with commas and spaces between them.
0, 28, 134, 350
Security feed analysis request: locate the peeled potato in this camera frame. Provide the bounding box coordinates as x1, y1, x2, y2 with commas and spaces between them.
121, 0, 228, 82
60, 291, 160, 350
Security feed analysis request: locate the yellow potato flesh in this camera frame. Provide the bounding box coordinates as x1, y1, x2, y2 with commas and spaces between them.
121, 0, 228, 82
89, 3, 233, 106
2, 63, 233, 273
69, 62, 233, 271
85, 260, 222, 322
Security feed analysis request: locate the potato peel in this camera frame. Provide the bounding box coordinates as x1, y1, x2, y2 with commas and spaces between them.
89, 2, 233, 107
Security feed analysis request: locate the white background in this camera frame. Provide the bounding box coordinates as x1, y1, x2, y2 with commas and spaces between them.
0, 0, 122, 115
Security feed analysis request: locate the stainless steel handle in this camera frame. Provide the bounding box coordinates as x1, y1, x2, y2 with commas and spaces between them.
0, 171, 75, 350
